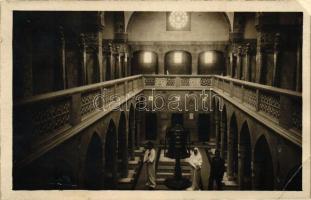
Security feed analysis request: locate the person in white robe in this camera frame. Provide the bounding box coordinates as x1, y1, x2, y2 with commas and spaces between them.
143, 142, 156, 189
187, 147, 202, 190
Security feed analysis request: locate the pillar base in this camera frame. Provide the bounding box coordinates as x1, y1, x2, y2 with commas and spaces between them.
164, 177, 191, 190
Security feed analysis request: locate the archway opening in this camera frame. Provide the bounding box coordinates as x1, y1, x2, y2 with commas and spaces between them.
228, 113, 238, 180
104, 120, 117, 189
254, 135, 274, 190
84, 133, 104, 189
118, 112, 128, 178
221, 105, 228, 160
128, 105, 135, 158
239, 122, 252, 190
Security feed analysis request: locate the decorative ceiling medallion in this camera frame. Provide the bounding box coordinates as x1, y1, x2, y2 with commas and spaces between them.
169, 12, 189, 29
167, 12, 191, 31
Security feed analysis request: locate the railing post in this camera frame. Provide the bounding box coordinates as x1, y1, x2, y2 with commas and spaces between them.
124, 80, 128, 97
70, 93, 82, 126
241, 85, 245, 103
279, 95, 293, 129
255, 89, 260, 111
230, 81, 234, 97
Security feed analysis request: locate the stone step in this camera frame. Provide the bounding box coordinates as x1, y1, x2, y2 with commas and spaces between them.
158, 161, 190, 166
128, 156, 141, 168
134, 147, 145, 156
156, 178, 166, 184
117, 169, 137, 190
156, 172, 191, 179
157, 165, 191, 173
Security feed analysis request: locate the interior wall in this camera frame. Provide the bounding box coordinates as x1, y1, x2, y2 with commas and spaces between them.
102, 12, 115, 40
243, 13, 257, 39
198, 51, 225, 75
127, 12, 230, 42
164, 50, 192, 74
131, 51, 158, 75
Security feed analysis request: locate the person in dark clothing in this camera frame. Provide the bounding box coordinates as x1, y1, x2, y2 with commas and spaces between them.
209, 150, 225, 190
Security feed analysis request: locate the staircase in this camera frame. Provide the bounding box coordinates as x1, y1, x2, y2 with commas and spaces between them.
221, 172, 239, 190
117, 147, 145, 189
155, 150, 192, 190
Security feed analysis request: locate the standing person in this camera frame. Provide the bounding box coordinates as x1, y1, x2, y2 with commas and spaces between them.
187, 147, 203, 190
209, 150, 225, 190
143, 141, 156, 190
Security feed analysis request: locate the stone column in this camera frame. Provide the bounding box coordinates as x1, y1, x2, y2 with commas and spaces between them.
272, 33, 281, 87
255, 46, 264, 84
121, 120, 129, 177
236, 46, 243, 80
124, 53, 128, 77
102, 50, 109, 81
238, 144, 245, 189
136, 115, 142, 146
227, 128, 234, 180
109, 44, 115, 80
244, 43, 251, 82
215, 110, 220, 150
79, 34, 87, 85
191, 52, 199, 75
130, 120, 135, 160
97, 32, 104, 82
220, 112, 226, 159
229, 53, 234, 78
58, 26, 66, 89
158, 52, 165, 74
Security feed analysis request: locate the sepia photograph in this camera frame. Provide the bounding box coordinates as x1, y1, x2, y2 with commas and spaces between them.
1, 1, 310, 199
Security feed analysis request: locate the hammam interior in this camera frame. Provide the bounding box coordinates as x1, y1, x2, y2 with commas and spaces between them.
13, 11, 302, 191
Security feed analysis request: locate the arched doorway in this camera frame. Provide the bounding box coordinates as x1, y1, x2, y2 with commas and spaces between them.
118, 112, 128, 178
239, 122, 252, 190
220, 105, 227, 160
84, 133, 104, 189
253, 135, 274, 190
128, 105, 135, 159
104, 120, 117, 189
228, 113, 238, 180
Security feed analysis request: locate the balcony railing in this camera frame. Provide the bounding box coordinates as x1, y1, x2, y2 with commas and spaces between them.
213, 75, 302, 133
13, 74, 302, 167
14, 75, 144, 167
143, 74, 213, 90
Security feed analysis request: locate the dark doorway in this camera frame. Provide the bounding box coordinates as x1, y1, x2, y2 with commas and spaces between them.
118, 112, 128, 178
145, 113, 157, 140
229, 113, 238, 180
254, 135, 274, 190
104, 120, 117, 189
128, 105, 135, 158
239, 122, 252, 190
84, 133, 104, 189
221, 105, 228, 160
198, 114, 211, 142
171, 113, 184, 126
